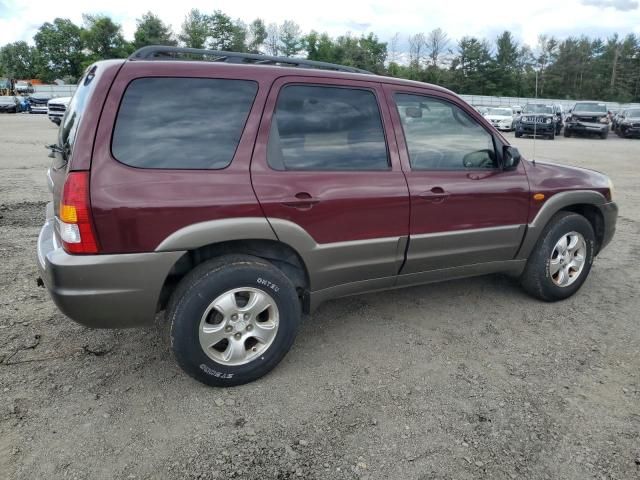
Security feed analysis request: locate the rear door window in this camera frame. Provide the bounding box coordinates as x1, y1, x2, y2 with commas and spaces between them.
112, 77, 257, 169
267, 84, 389, 171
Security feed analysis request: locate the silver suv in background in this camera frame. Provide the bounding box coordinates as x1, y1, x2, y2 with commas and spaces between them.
47, 97, 71, 125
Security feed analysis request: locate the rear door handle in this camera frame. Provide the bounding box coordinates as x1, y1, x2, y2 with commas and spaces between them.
281, 192, 320, 209
418, 187, 449, 203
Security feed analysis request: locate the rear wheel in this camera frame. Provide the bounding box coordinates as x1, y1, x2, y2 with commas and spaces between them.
515, 131, 522, 138
563, 129, 571, 137
521, 212, 595, 302
167, 254, 301, 387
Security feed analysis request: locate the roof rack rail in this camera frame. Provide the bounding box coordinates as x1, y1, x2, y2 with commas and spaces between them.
128, 46, 372, 75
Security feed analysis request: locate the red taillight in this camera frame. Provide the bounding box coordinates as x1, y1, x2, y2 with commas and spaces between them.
58, 171, 99, 254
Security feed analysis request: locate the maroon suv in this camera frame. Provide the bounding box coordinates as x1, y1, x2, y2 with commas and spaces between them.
37, 46, 617, 387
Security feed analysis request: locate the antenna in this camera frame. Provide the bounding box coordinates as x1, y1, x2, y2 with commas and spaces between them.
532, 69, 538, 166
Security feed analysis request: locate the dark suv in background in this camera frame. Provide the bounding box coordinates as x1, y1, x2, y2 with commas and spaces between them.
614, 107, 640, 138
37, 46, 618, 387
564, 101, 610, 138
515, 103, 561, 139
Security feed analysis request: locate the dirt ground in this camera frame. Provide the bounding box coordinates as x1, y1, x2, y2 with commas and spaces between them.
1, 114, 639, 480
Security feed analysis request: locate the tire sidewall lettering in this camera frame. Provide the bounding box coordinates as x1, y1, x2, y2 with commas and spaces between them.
256, 277, 280, 293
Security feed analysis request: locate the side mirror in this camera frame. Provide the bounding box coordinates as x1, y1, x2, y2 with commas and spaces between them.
405, 107, 422, 119
502, 146, 521, 170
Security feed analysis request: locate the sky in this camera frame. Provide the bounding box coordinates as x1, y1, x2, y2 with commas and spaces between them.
1, 0, 639, 50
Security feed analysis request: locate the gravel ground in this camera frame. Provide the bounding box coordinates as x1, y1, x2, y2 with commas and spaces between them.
1, 114, 639, 480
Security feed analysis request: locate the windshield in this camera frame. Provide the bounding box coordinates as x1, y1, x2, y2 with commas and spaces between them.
574, 102, 607, 113
524, 104, 553, 114
626, 109, 640, 117
487, 108, 512, 116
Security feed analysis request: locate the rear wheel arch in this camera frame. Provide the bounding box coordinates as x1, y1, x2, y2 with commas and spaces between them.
158, 239, 311, 314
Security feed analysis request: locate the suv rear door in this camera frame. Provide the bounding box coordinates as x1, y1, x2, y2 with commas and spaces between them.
251, 76, 410, 293
384, 84, 530, 280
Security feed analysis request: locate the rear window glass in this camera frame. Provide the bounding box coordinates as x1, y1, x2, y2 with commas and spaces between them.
112, 77, 257, 169
58, 65, 96, 166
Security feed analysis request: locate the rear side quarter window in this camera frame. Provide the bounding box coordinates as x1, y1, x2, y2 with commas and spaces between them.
112, 77, 257, 169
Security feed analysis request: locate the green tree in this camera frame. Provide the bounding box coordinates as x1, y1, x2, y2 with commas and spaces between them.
197, 11, 248, 51
33, 18, 85, 81
493, 31, 520, 96
247, 19, 267, 53
451, 37, 494, 94
279, 20, 302, 56
82, 14, 129, 62
0, 41, 41, 79
133, 12, 176, 49
179, 9, 209, 48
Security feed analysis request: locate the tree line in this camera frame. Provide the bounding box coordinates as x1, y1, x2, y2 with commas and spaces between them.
1, 9, 639, 102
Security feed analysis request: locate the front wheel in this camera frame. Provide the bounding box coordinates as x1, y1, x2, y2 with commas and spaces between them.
515, 131, 522, 138
521, 212, 595, 302
600, 131, 608, 140
167, 254, 301, 387
563, 129, 571, 137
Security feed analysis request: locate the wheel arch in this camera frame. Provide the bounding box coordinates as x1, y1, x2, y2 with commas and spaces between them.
517, 190, 607, 259
154, 218, 312, 313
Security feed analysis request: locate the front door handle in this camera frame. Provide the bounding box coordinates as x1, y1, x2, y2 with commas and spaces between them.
418, 187, 449, 203
281, 192, 320, 209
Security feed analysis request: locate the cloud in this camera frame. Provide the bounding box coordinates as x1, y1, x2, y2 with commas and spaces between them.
2, 0, 640, 49
580, 0, 639, 11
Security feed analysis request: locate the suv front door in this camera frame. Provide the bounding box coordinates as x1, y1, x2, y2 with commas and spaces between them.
384, 85, 530, 281
251, 77, 410, 294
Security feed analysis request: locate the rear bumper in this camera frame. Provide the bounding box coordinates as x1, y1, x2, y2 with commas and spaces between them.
598, 201, 617, 252
37, 203, 184, 328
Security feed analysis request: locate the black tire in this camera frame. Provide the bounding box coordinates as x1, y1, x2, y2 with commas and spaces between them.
600, 131, 608, 140
515, 131, 522, 138
548, 130, 555, 140
167, 254, 301, 387
520, 212, 595, 302
563, 129, 571, 137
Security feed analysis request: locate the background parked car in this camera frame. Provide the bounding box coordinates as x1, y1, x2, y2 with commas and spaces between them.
564, 102, 609, 139
28, 93, 52, 114
484, 107, 515, 131
515, 103, 559, 139
553, 104, 564, 134
15, 96, 30, 112
0, 95, 19, 113
615, 108, 640, 138
47, 97, 71, 125
15, 81, 35, 95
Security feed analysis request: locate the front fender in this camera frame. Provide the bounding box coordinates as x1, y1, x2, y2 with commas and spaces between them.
516, 190, 608, 260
